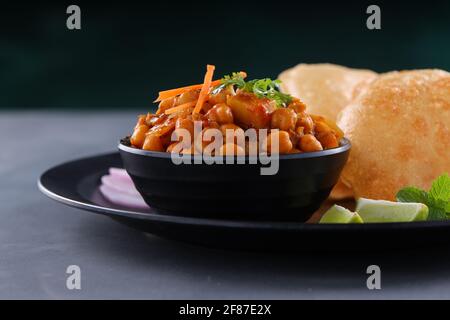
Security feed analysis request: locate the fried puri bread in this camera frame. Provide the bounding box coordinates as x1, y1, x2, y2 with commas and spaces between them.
278, 63, 377, 121
338, 69, 450, 200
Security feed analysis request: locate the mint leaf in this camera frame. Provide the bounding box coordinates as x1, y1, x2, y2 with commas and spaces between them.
428, 207, 448, 221
396, 174, 450, 221
396, 187, 428, 203
429, 173, 450, 202
429, 197, 449, 210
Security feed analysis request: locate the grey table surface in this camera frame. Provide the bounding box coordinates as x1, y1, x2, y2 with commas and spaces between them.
1, 111, 450, 299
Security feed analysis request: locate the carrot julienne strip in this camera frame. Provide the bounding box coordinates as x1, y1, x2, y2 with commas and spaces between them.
154, 79, 222, 103
164, 101, 197, 115
193, 65, 215, 114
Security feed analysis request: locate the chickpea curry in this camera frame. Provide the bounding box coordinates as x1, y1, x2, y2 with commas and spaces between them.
128, 65, 344, 155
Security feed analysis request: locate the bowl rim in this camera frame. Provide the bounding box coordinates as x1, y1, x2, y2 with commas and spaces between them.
118, 137, 351, 160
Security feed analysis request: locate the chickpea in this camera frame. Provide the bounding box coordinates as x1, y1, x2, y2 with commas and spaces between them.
295, 126, 305, 136
181, 147, 197, 155
206, 103, 234, 125
314, 121, 332, 135
288, 129, 301, 147
156, 97, 175, 115
219, 123, 243, 135
148, 117, 176, 137
289, 148, 302, 154
148, 113, 167, 127
177, 90, 200, 105
181, 146, 199, 155
312, 116, 344, 140
175, 117, 195, 141
172, 133, 193, 150
219, 143, 245, 156
135, 115, 146, 129
220, 124, 245, 145
297, 113, 314, 134
130, 124, 149, 148
206, 120, 220, 130
166, 142, 180, 153
299, 134, 323, 152
159, 133, 173, 149
166, 141, 193, 154
266, 130, 293, 154
317, 131, 339, 149
194, 128, 222, 153
145, 113, 157, 127
288, 99, 307, 113
310, 114, 325, 122
271, 108, 297, 131
142, 134, 164, 152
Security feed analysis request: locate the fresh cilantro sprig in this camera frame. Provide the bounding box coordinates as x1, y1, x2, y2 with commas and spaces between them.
212, 72, 293, 107
246, 78, 293, 107
396, 173, 450, 221
212, 72, 246, 94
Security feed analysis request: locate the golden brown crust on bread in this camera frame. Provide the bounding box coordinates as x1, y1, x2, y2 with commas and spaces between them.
278, 63, 378, 121
338, 69, 450, 200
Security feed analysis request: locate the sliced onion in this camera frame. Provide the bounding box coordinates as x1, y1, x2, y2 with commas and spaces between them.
99, 184, 149, 209
109, 167, 133, 181
99, 168, 149, 209
101, 175, 139, 196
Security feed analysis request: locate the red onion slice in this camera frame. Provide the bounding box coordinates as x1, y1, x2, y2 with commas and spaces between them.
99, 168, 149, 209
101, 175, 139, 196
99, 184, 149, 209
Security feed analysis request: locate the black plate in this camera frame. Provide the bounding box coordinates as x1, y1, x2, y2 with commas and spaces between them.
38, 152, 450, 251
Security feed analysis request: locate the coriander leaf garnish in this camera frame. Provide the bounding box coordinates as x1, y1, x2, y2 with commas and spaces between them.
213, 73, 293, 107
249, 78, 293, 107
211, 72, 246, 95
396, 173, 450, 221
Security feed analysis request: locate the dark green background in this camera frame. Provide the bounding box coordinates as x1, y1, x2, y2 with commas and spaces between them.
2, 1, 450, 109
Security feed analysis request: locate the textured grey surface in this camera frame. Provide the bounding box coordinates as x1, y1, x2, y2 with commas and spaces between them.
1, 111, 450, 299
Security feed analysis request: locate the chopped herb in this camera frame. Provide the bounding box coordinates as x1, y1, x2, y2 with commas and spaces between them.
212, 72, 246, 94
213, 72, 293, 107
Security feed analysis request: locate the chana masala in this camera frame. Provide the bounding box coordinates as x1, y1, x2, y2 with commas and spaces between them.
128, 65, 344, 155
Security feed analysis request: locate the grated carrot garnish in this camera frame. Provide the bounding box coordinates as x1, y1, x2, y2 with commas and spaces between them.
164, 101, 197, 115
192, 65, 215, 115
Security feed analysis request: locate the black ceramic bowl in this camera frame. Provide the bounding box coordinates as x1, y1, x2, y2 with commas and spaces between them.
119, 139, 351, 221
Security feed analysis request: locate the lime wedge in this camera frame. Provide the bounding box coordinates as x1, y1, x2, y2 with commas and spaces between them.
319, 205, 363, 224
355, 198, 428, 223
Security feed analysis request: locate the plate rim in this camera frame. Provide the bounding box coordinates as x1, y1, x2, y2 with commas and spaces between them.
38, 152, 450, 231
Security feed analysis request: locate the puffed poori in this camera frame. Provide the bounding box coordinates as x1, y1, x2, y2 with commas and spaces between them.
278, 63, 377, 121
338, 69, 450, 200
